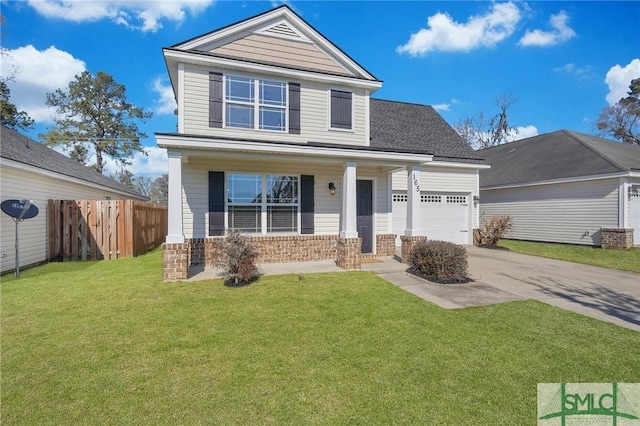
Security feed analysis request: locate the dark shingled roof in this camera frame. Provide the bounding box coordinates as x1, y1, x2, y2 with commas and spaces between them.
0, 126, 146, 198
478, 129, 640, 188
369, 99, 484, 163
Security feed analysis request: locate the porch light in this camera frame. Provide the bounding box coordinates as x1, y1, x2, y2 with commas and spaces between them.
629, 186, 639, 200
473, 195, 480, 204
328, 182, 336, 195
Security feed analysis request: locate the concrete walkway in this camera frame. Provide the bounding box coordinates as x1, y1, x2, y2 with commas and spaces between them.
188, 247, 640, 332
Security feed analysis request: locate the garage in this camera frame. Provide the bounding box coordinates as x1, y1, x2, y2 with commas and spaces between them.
392, 191, 471, 245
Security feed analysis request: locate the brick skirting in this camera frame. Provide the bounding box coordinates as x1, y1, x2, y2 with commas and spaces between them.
376, 234, 397, 257
163, 234, 397, 281
400, 235, 427, 264
336, 238, 362, 270
162, 242, 189, 281
600, 228, 634, 249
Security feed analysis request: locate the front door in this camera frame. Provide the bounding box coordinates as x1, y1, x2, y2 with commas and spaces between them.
357, 180, 373, 253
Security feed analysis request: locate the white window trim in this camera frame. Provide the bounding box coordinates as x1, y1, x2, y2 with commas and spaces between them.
225, 172, 300, 235
223, 74, 289, 133
327, 88, 355, 133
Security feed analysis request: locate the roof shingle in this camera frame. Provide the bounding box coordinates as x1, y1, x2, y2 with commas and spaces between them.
478, 129, 640, 188
0, 126, 146, 198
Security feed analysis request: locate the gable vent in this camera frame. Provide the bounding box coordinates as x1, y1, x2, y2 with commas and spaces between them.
264, 23, 300, 39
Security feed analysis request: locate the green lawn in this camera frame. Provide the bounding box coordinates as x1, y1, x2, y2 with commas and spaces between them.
498, 239, 640, 273
2, 249, 639, 425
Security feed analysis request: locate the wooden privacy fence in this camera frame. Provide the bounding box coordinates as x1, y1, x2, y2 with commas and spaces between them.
48, 199, 168, 261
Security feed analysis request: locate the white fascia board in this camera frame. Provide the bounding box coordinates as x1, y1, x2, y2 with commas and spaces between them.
173, 8, 376, 81
163, 50, 382, 91
426, 161, 491, 170
156, 134, 431, 165
0, 158, 147, 200
480, 171, 637, 191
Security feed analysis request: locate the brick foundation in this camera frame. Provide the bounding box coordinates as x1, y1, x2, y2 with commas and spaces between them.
162, 242, 189, 281
376, 234, 397, 257
249, 235, 338, 263
336, 238, 362, 270
400, 235, 427, 264
600, 228, 634, 249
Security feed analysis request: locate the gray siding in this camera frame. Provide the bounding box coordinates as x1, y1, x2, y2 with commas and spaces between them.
182, 65, 368, 146
479, 179, 620, 246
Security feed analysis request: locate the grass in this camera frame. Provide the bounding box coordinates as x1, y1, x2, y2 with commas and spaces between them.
2, 249, 639, 425
498, 239, 640, 273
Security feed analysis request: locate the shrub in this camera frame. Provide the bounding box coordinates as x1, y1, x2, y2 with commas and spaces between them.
214, 231, 259, 285
408, 240, 469, 284
475, 214, 513, 246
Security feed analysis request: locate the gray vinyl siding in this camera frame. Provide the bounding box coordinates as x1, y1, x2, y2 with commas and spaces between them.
209, 33, 352, 76
479, 179, 620, 246
181, 159, 390, 239
0, 165, 138, 273
392, 166, 480, 228
182, 65, 368, 146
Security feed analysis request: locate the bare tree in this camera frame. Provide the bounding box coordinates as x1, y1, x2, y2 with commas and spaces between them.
596, 78, 640, 146
455, 94, 519, 149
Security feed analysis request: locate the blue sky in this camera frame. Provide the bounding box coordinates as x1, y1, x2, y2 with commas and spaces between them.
2, 1, 639, 177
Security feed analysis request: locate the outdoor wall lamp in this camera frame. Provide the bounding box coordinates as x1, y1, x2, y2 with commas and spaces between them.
629, 186, 639, 200
473, 195, 480, 204
328, 182, 336, 195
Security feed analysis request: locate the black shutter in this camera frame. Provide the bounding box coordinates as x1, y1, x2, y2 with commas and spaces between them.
330, 90, 352, 129
300, 175, 314, 234
289, 82, 300, 134
209, 171, 225, 236
209, 72, 223, 128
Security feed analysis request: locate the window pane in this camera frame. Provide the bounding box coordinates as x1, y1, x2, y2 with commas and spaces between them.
228, 174, 262, 204
229, 206, 261, 233
226, 104, 254, 129
266, 175, 298, 203
267, 206, 297, 232
260, 80, 286, 106
226, 76, 254, 103
259, 107, 285, 131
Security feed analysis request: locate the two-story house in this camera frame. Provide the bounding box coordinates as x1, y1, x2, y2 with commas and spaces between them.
157, 5, 487, 281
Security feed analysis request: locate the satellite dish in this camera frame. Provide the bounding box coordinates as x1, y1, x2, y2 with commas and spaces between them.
1, 199, 39, 278
1, 199, 39, 220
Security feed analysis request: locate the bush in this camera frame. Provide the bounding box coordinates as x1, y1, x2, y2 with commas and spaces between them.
214, 231, 258, 285
475, 214, 513, 246
408, 240, 470, 284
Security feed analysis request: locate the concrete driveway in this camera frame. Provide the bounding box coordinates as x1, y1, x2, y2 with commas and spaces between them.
464, 246, 640, 331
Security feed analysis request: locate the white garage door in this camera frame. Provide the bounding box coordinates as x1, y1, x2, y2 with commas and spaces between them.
631, 185, 640, 246
392, 191, 470, 245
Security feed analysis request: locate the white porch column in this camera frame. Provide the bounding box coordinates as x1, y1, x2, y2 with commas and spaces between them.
166, 151, 184, 243
340, 161, 358, 238
405, 165, 422, 236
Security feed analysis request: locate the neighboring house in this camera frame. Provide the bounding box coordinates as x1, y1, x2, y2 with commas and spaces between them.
0, 126, 147, 273
157, 6, 487, 280
479, 130, 640, 248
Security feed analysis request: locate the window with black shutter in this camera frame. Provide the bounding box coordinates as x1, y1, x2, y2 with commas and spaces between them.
330, 90, 352, 130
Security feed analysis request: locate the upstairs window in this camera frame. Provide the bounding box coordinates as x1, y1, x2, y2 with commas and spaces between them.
225, 76, 287, 132
330, 90, 352, 130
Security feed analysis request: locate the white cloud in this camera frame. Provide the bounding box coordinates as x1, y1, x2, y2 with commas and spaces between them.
151, 78, 177, 115
604, 58, 640, 105
397, 2, 521, 56
3, 45, 86, 122
510, 125, 539, 141
27, 0, 215, 32
554, 62, 591, 76
519, 11, 576, 47
432, 103, 450, 111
